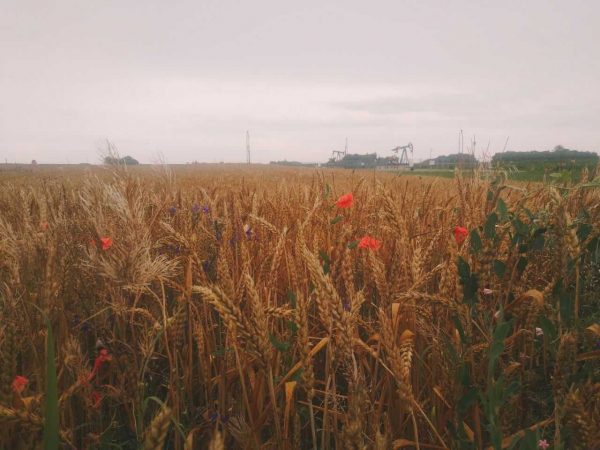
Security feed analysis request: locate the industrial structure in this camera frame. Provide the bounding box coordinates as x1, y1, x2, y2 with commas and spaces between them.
413, 153, 478, 169
390, 142, 413, 166
324, 141, 414, 169
329, 138, 348, 162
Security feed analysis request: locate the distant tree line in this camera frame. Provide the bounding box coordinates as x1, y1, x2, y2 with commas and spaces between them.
492, 146, 598, 168
103, 155, 140, 165
269, 160, 318, 167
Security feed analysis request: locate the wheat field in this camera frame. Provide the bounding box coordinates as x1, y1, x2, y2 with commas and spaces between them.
0, 165, 599, 450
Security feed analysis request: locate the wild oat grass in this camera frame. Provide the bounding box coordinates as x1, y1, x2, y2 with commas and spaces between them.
0, 165, 599, 449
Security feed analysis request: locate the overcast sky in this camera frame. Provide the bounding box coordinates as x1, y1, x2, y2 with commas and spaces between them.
1, 0, 599, 164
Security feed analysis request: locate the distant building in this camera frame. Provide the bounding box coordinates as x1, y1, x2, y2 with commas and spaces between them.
322, 152, 412, 170
324, 153, 377, 168
414, 153, 478, 169
375, 155, 401, 170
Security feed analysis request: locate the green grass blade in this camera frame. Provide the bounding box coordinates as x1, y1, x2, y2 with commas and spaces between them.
43, 320, 59, 450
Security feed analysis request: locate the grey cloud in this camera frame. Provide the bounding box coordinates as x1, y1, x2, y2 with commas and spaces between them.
1, 0, 599, 163
335, 93, 489, 116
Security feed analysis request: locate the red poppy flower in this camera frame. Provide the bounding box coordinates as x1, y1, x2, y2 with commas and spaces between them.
100, 237, 113, 251
11, 375, 28, 394
90, 390, 103, 409
97, 348, 112, 363
335, 193, 354, 208
39, 222, 48, 231
358, 235, 382, 250
88, 348, 112, 382
454, 226, 468, 245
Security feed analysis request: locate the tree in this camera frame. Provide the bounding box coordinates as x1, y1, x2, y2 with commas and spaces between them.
492, 147, 598, 167
101, 139, 140, 166
103, 155, 139, 165
120, 155, 139, 165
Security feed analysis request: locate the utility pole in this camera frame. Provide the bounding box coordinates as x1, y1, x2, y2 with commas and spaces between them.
502, 136, 510, 152
246, 130, 250, 164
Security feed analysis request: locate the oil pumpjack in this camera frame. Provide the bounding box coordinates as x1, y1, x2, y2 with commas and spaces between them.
330, 138, 348, 162
390, 142, 413, 167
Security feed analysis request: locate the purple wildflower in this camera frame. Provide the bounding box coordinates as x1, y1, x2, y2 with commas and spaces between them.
168, 206, 177, 215
191, 203, 201, 214
202, 205, 210, 214
163, 244, 181, 255
243, 224, 253, 239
